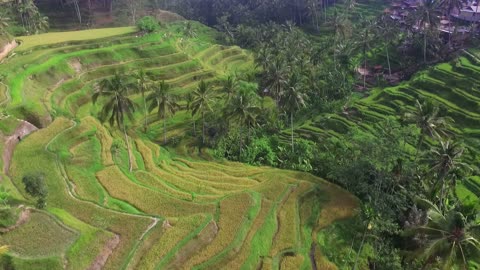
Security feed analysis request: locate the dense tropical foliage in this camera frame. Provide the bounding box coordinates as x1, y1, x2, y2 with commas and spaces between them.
0, 0, 479, 268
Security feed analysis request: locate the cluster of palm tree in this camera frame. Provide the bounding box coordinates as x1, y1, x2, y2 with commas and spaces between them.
0, 15, 10, 35
92, 70, 225, 166
403, 99, 465, 208
12, 0, 48, 34
93, 74, 136, 171
402, 100, 480, 268
406, 199, 480, 268
163, 0, 333, 28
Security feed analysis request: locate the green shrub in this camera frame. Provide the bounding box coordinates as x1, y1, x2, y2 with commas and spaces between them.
0, 207, 19, 228
278, 139, 316, 172
0, 254, 14, 270
137, 16, 160, 33
242, 137, 277, 166
0, 186, 10, 206
22, 173, 48, 209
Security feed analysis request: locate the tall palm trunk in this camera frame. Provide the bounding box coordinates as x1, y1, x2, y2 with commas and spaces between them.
353, 227, 368, 270
115, 94, 133, 172
363, 53, 367, 89
363, 28, 368, 88
324, 0, 327, 22
142, 91, 147, 132
193, 120, 196, 137
424, 31, 427, 63
386, 41, 392, 76
438, 177, 447, 211
415, 135, 424, 161
202, 111, 205, 144
73, 0, 82, 24
291, 112, 294, 152
122, 123, 133, 172
163, 116, 167, 144
239, 126, 243, 160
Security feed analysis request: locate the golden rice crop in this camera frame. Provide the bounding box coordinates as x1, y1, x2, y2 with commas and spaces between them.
82, 117, 114, 166
270, 182, 313, 256
221, 199, 273, 269
131, 214, 210, 270
181, 193, 254, 268
280, 254, 305, 269
96, 166, 216, 217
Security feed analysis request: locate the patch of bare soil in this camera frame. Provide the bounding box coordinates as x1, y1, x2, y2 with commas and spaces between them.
2, 120, 38, 177
87, 234, 120, 270
68, 58, 82, 74
0, 206, 31, 233
166, 220, 219, 269
0, 41, 17, 62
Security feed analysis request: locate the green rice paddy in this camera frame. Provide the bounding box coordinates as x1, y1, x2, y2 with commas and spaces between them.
0, 22, 359, 269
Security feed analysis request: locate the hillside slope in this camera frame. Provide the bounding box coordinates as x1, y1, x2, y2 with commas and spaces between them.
0, 22, 359, 269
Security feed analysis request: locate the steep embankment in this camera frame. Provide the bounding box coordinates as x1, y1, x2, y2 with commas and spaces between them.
0, 30, 16, 62
0, 22, 359, 270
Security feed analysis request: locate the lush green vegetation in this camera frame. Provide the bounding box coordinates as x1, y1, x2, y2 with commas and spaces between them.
0, 19, 362, 270
0, 0, 479, 268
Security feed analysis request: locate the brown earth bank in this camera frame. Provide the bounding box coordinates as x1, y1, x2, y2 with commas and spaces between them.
0, 40, 17, 62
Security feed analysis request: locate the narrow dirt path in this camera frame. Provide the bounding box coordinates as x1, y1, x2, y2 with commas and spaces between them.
2, 120, 38, 178
87, 234, 121, 270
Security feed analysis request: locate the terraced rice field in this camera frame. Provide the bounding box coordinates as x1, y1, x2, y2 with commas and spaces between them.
284, 50, 480, 209
0, 22, 358, 269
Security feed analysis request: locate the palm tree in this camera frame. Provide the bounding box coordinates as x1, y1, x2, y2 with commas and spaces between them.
93, 74, 137, 172
265, 57, 289, 104
428, 140, 468, 209
280, 72, 307, 152
404, 99, 452, 156
191, 81, 215, 144
356, 18, 376, 89
146, 81, 179, 144
306, 0, 321, 30
255, 46, 272, 71
0, 15, 9, 33
334, 40, 355, 71
415, 0, 440, 63
377, 15, 397, 76
221, 75, 238, 104
133, 69, 150, 132
226, 89, 261, 157
330, 11, 350, 68
183, 21, 197, 38
409, 199, 480, 269
72, 0, 82, 24
185, 93, 196, 136
34, 15, 49, 33
15, 0, 48, 34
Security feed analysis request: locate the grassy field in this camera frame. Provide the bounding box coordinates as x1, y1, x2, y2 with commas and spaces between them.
0, 22, 360, 269
15, 27, 136, 51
